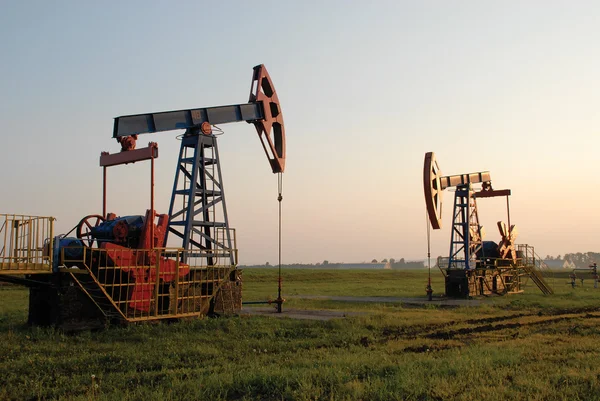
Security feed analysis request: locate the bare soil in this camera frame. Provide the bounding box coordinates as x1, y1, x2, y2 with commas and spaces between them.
240, 306, 365, 320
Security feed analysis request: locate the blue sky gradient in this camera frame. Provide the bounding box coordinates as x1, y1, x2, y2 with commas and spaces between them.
1, 1, 598, 263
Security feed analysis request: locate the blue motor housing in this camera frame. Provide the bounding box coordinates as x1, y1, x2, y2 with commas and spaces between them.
476, 241, 500, 260
90, 215, 144, 246
57, 237, 85, 261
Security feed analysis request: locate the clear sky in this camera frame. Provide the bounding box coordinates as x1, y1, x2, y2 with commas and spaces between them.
1, 1, 598, 264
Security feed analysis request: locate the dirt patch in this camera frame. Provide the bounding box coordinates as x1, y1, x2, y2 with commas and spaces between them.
381, 310, 600, 342
426, 313, 600, 340
240, 307, 365, 321
426, 322, 523, 339
288, 295, 487, 308
462, 313, 530, 325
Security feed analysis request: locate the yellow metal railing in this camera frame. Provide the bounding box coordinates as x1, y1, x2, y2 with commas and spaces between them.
0, 214, 54, 274
61, 245, 239, 322
517, 244, 554, 294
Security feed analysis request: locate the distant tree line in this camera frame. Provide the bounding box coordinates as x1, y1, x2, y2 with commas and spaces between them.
371, 258, 424, 268
389, 258, 425, 269
241, 257, 426, 269
563, 252, 600, 268
545, 252, 600, 268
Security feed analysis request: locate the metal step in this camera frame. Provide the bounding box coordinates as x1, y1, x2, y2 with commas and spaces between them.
69, 273, 125, 320
523, 265, 554, 295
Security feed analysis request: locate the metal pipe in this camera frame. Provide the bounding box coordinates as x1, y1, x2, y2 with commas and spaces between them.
426, 209, 433, 301
506, 195, 511, 230
154, 249, 160, 317
49, 218, 54, 269
276, 172, 283, 313
102, 166, 107, 219
150, 153, 155, 249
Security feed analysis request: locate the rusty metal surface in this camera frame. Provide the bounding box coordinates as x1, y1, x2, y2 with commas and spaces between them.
200, 121, 212, 135
100, 143, 158, 167
423, 152, 443, 229
249, 64, 286, 173
473, 188, 512, 198
117, 134, 138, 151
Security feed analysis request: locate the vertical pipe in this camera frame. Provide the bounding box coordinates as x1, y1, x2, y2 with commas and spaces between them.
154, 249, 160, 317
27, 217, 32, 263
13, 219, 19, 265
506, 195, 511, 231
150, 152, 157, 317
277, 173, 283, 313
35, 217, 40, 265
277, 198, 282, 313
2, 216, 7, 266
426, 209, 433, 301
234, 229, 238, 265
103, 167, 107, 219
49, 218, 54, 269
150, 153, 155, 249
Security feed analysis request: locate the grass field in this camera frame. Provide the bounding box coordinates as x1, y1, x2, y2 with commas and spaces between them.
2, 268, 600, 400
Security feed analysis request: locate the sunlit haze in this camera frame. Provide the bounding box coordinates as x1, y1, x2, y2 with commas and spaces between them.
1, 1, 598, 264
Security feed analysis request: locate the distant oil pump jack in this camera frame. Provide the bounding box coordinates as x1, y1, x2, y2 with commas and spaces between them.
423, 152, 553, 298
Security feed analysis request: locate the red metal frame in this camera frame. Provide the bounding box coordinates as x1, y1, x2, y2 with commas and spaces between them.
96, 142, 192, 312
97, 207, 190, 313
100, 142, 158, 220
100, 143, 158, 168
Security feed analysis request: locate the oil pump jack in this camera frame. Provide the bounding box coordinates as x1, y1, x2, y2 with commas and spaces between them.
423, 152, 552, 298
0, 65, 285, 327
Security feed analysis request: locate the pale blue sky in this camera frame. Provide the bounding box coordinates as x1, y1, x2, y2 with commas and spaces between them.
1, 1, 598, 264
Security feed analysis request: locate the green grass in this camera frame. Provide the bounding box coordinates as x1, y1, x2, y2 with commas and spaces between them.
1, 269, 600, 400
243, 268, 446, 301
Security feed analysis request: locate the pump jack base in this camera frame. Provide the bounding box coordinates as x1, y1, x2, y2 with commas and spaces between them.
445, 268, 523, 298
